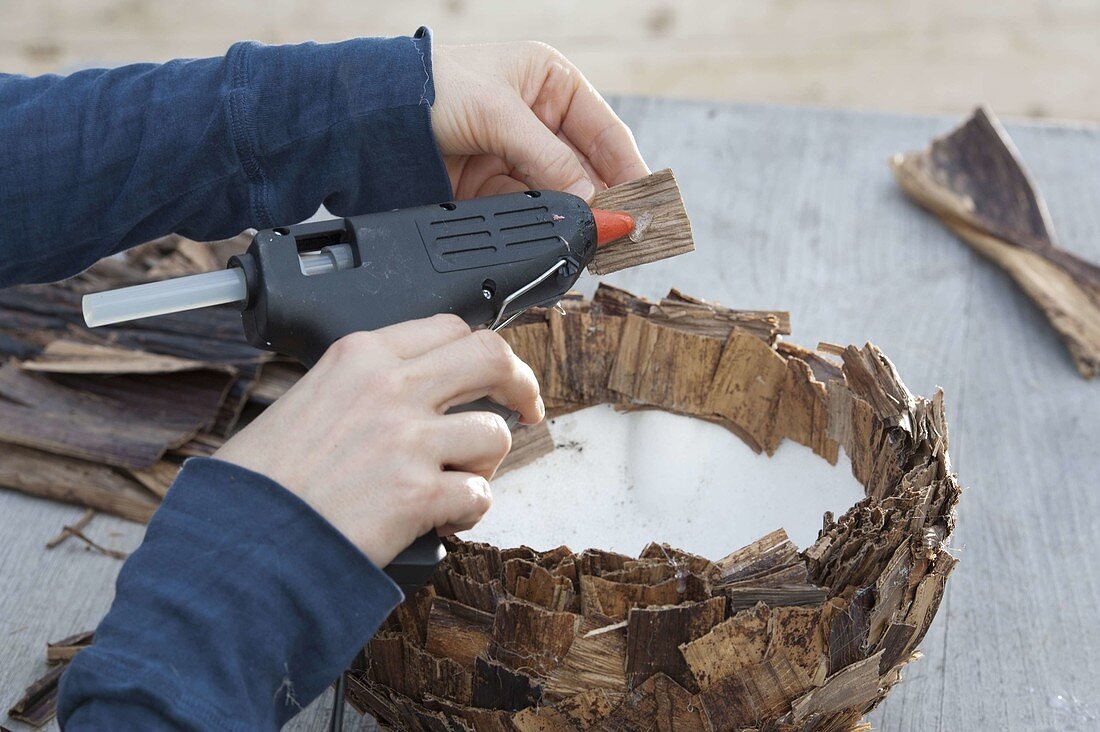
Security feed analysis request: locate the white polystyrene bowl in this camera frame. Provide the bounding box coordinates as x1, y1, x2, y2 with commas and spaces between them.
466, 404, 864, 558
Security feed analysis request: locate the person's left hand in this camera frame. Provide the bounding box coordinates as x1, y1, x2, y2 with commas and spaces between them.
430, 42, 650, 201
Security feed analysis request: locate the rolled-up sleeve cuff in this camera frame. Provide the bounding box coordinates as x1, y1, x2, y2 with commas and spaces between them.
227, 26, 453, 227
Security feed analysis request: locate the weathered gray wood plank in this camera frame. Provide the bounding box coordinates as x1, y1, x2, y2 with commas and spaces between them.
603, 98, 1100, 731
3, 100, 1099, 730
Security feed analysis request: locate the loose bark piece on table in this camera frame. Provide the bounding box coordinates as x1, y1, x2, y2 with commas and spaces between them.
45, 631, 94, 664
0, 365, 212, 469
588, 169, 695, 275
128, 460, 179, 498
0, 443, 158, 522
19, 339, 226, 375
44, 508, 97, 549
892, 106, 1100, 378
6, 664, 65, 727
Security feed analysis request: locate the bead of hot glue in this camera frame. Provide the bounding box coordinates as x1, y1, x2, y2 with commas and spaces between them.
591, 208, 635, 246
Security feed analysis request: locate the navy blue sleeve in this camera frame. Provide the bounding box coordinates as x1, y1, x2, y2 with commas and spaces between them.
57, 458, 405, 730
0, 26, 452, 287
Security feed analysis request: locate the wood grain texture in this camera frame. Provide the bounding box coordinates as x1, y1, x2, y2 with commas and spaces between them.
3, 101, 1099, 732
588, 168, 695, 275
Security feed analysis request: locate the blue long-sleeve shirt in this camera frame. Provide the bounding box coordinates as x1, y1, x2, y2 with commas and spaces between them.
1, 27, 453, 729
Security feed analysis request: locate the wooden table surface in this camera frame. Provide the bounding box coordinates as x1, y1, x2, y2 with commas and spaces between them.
3, 99, 1099, 731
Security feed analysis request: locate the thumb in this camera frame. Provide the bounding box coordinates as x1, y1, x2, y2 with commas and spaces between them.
490, 102, 595, 201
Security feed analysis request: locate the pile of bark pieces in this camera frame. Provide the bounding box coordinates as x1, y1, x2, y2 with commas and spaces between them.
346, 285, 962, 731
0, 233, 288, 529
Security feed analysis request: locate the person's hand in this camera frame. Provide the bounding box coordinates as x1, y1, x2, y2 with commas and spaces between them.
214, 315, 543, 569
431, 41, 650, 201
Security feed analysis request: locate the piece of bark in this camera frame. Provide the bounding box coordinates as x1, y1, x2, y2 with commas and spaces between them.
497, 421, 555, 477
127, 460, 179, 498
366, 633, 472, 705
543, 616, 627, 700
247, 361, 305, 405
725, 584, 829, 613
503, 558, 577, 612
769, 604, 829, 686
679, 602, 771, 690
513, 688, 621, 731
543, 308, 628, 405
624, 596, 726, 690
500, 321, 551, 387
1, 363, 232, 460
579, 573, 709, 622
649, 289, 790, 345
790, 651, 886, 722
472, 656, 543, 712
592, 282, 653, 317
6, 663, 66, 727
419, 694, 519, 732
425, 596, 493, 666
19, 339, 228, 375
45, 508, 97, 549
600, 673, 706, 732
638, 542, 721, 581
588, 168, 694, 275
828, 588, 875, 674
714, 528, 803, 586
697, 648, 815, 731
776, 354, 840, 464
705, 329, 790, 454
892, 106, 1100, 378
0, 443, 158, 522
46, 631, 94, 663
608, 314, 725, 414
488, 600, 578, 676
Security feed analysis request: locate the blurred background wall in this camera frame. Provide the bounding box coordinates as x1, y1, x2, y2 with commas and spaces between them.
4, 0, 1099, 121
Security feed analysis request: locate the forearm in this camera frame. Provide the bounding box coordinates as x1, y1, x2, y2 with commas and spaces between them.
0, 27, 451, 287
58, 458, 403, 730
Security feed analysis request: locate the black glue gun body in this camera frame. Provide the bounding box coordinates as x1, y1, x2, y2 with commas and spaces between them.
227, 190, 599, 592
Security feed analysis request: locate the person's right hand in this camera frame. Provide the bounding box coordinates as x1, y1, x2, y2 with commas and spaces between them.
213, 315, 543, 569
